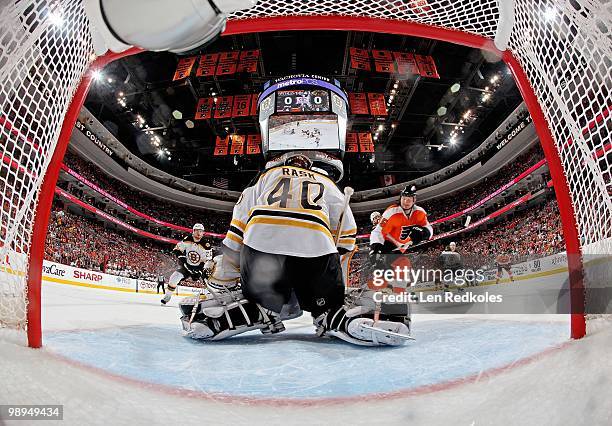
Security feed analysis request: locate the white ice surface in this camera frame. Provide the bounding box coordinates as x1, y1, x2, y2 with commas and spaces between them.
1, 279, 611, 425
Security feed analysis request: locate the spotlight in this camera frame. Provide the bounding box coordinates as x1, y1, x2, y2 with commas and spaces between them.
91, 70, 103, 81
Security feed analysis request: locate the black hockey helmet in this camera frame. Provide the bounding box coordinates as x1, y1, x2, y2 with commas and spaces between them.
400, 185, 417, 198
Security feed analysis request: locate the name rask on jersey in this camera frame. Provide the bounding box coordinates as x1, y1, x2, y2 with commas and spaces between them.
174, 236, 213, 269
223, 165, 357, 257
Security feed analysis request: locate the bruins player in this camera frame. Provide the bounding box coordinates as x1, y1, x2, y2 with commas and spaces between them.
161, 223, 214, 305
223, 152, 357, 321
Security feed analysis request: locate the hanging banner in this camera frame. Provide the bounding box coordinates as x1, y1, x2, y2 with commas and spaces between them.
230, 134, 245, 155
173, 56, 197, 80
232, 94, 252, 117
372, 50, 396, 73
195, 53, 219, 77
415, 54, 440, 79
214, 96, 234, 119
349, 47, 371, 71
237, 49, 259, 73
195, 97, 214, 120
358, 133, 374, 152
393, 52, 419, 76
348, 92, 370, 115
214, 136, 229, 156
216, 51, 240, 76
246, 134, 261, 154
250, 93, 259, 116
345, 132, 359, 153
367, 93, 388, 116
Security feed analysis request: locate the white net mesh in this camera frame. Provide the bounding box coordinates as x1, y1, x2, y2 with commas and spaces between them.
0, 0, 609, 341
0, 0, 94, 331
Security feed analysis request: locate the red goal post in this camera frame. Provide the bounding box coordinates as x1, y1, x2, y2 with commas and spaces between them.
0, 0, 609, 347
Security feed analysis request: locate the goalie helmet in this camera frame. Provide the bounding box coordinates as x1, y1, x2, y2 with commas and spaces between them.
265, 150, 345, 181
258, 74, 349, 182
284, 153, 312, 170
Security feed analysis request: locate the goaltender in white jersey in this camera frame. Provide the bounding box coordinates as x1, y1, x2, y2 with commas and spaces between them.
178, 74, 412, 346
223, 165, 357, 257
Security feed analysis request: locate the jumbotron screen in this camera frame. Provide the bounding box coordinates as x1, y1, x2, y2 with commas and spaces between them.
275, 89, 330, 113
268, 114, 340, 151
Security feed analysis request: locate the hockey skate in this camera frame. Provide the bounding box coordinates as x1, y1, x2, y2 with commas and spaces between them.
161, 293, 172, 305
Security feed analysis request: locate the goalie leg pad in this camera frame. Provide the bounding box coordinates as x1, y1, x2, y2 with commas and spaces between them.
179, 291, 284, 340
315, 304, 411, 346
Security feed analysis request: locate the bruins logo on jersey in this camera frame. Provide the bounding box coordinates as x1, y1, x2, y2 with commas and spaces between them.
188, 251, 201, 264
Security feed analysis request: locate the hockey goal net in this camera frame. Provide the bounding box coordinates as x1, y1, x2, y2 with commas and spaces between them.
0, 0, 610, 346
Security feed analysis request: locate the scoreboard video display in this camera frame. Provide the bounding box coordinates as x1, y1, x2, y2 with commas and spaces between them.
275, 90, 330, 113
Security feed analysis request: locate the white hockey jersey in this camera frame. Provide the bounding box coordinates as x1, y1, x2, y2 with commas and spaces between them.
173, 236, 213, 270
223, 166, 357, 257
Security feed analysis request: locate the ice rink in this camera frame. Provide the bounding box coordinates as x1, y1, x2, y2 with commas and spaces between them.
1, 277, 611, 425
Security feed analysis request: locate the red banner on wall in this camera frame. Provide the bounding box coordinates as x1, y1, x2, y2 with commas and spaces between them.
173, 57, 197, 81
367, 93, 388, 116
237, 50, 259, 73
250, 94, 259, 116
345, 132, 358, 153
348, 93, 370, 115
393, 52, 419, 76
216, 51, 240, 76
214, 136, 229, 156
195, 98, 214, 120
415, 54, 440, 79
372, 50, 395, 72
246, 134, 261, 154
195, 53, 219, 77
372, 50, 393, 61
232, 94, 252, 117
214, 96, 234, 119
358, 133, 374, 152
230, 134, 245, 155
349, 47, 371, 71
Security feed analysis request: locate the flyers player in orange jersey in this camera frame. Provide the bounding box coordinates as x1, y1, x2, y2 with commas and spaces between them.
369, 185, 433, 258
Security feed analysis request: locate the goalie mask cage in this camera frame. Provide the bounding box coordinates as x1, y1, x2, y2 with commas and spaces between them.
0, 0, 609, 347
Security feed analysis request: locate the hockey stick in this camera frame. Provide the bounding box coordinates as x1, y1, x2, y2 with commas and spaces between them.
334, 186, 354, 247
188, 278, 208, 327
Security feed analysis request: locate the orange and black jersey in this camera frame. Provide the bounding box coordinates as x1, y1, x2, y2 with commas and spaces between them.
370, 204, 433, 247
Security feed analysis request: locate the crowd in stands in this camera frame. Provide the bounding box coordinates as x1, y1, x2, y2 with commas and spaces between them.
348, 195, 564, 287
420, 144, 545, 221
354, 144, 547, 235
416, 196, 564, 269
61, 151, 230, 233
45, 203, 176, 280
